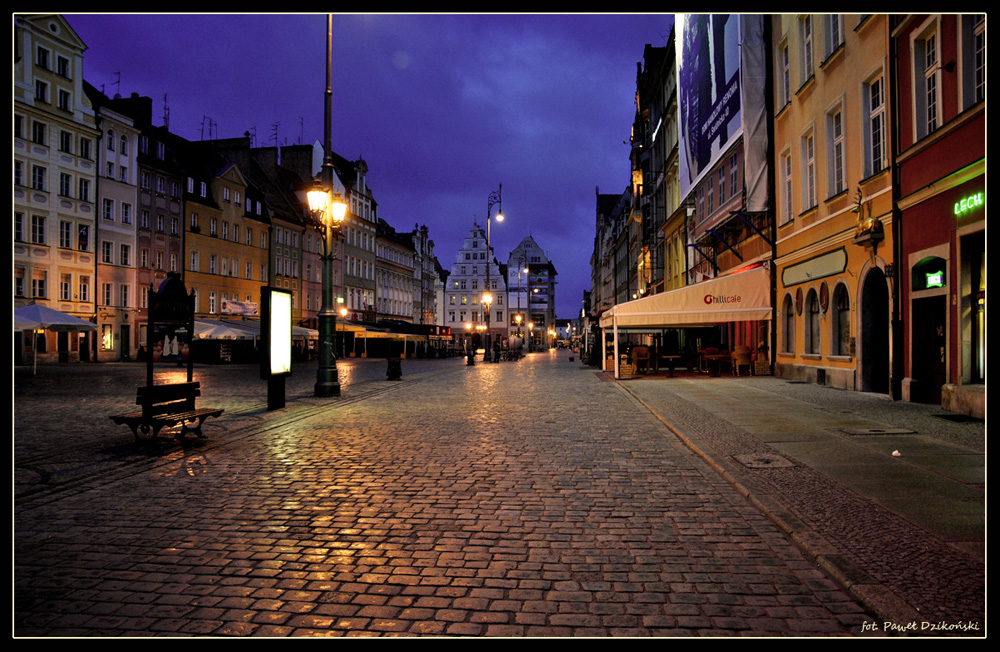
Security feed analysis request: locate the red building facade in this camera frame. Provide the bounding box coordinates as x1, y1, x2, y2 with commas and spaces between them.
891, 14, 985, 417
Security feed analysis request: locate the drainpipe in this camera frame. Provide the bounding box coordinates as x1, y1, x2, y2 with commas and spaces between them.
888, 17, 903, 401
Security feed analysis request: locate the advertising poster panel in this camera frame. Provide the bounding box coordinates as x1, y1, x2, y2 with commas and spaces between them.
675, 14, 744, 203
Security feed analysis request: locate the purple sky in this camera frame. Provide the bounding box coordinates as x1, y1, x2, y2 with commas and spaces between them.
67, 13, 675, 319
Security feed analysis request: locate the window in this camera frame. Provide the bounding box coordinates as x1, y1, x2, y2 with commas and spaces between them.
79, 137, 91, 160
782, 294, 796, 354
102, 241, 113, 264
780, 151, 793, 224
36, 46, 50, 69
779, 41, 791, 106
31, 216, 46, 245
103, 198, 114, 220
190, 250, 200, 272
824, 15, 843, 58
801, 130, 816, 210
60, 274, 71, 301
805, 289, 821, 355
57, 56, 70, 77
33, 271, 47, 299
923, 32, 940, 134
59, 173, 72, 197
59, 131, 72, 153
827, 106, 845, 196
60, 221, 72, 249
35, 79, 49, 103
121, 203, 132, 224
799, 15, 814, 84
58, 89, 70, 111
863, 74, 886, 176
120, 284, 130, 308
960, 15, 986, 109
79, 277, 89, 302
832, 283, 851, 356
32, 121, 46, 145
32, 165, 46, 191
912, 20, 942, 139
120, 244, 131, 267
78, 178, 90, 202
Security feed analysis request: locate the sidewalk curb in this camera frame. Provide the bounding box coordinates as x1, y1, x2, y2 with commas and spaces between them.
620, 383, 924, 628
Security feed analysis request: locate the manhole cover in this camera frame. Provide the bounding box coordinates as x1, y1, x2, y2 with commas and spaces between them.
734, 453, 795, 469
840, 427, 915, 435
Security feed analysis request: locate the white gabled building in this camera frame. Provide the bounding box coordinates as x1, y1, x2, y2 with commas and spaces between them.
444, 222, 507, 351
14, 14, 101, 363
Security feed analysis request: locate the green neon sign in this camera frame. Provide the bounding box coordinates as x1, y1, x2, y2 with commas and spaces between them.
925, 271, 945, 289
954, 192, 984, 216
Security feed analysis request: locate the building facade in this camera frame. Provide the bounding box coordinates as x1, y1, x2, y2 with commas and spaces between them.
445, 223, 508, 350
14, 14, 100, 363
410, 224, 438, 326
771, 14, 895, 392
891, 14, 985, 418
507, 236, 557, 350
91, 94, 141, 361
376, 219, 417, 323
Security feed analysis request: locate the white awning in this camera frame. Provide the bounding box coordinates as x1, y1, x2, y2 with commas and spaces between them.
599, 266, 772, 329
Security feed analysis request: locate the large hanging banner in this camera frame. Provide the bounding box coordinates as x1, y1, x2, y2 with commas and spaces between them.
676, 14, 744, 203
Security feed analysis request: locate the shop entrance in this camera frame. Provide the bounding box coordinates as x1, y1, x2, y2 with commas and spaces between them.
911, 295, 947, 404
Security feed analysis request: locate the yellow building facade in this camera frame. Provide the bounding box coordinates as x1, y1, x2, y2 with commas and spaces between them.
184, 164, 270, 320
771, 14, 895, 391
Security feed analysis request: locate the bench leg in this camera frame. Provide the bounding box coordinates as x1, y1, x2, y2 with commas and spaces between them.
179, 415, 216, 439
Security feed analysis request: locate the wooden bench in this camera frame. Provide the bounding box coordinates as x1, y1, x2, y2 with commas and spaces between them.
110, 382, 223, 441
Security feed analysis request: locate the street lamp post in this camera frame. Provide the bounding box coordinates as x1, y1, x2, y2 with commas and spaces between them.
308, 180, 347, 397
309, 14, 348, 398
485, 185, 503, 361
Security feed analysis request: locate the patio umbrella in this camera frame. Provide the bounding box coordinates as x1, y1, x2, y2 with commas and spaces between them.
14, 303, 97, 374
193, 319, 257, 340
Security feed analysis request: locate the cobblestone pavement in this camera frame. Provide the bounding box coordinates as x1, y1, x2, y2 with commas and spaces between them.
12, 352, 978, 637
620, 376, 984, 635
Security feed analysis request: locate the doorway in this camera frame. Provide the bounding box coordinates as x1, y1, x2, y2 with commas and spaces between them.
859, 268, 890, 393
911, 295, 947, 403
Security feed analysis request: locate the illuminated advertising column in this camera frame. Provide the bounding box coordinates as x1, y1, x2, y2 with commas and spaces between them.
260, 286, 292, 410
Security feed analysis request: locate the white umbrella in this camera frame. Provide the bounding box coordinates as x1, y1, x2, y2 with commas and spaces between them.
193, 319, 257, 340
14, 303, 97, 374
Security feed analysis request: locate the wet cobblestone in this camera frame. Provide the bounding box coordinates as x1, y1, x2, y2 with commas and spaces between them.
13, 353, 981, 637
